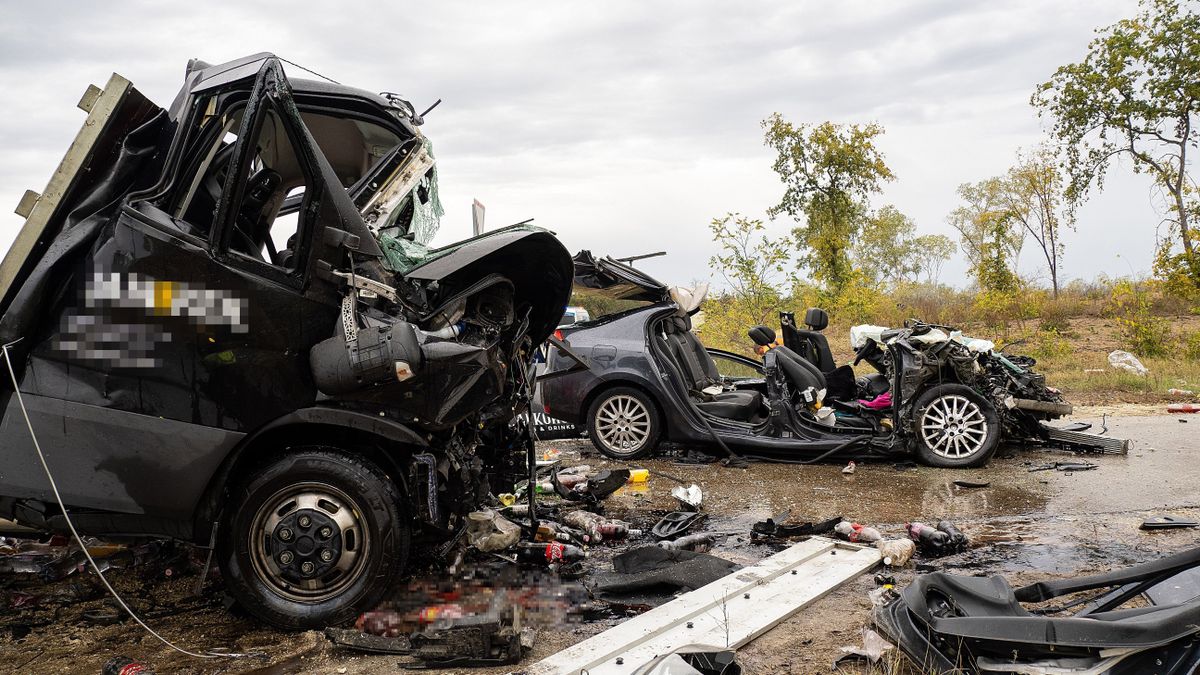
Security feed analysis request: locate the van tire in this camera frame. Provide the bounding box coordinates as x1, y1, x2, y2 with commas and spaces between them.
912, 384, 1001, 468
587, 386, 661, 460
218, 448, 408, 630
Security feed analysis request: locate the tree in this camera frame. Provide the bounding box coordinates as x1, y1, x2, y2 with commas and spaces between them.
1032, 0, 1200, 289
707, 213, 789, 321
762, 115, 895, 291
910, 234, 957, 285
855, 205, 919, 284
948, 178, 1025, 292
1001, 146, 1072, 297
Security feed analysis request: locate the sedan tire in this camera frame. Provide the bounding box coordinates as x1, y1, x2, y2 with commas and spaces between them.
586, 386, 661, 460
912, 384, 1001, 468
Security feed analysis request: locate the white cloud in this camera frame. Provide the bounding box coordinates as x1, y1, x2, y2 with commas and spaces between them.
0, 0, 1160, 290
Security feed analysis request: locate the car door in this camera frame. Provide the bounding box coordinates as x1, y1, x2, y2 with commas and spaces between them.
0, 59, 343, 522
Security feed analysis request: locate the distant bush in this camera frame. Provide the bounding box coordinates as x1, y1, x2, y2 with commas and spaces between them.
1184, 332, 1200, 361
1108, 280, 1172, 357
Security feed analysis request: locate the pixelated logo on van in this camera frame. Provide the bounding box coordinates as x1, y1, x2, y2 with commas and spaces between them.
54, 272, 249, 368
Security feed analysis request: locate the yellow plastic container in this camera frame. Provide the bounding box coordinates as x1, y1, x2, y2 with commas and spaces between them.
627, 468, 649, 483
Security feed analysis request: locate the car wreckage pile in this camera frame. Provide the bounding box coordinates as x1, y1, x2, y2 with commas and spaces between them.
0, 53, 1189, 675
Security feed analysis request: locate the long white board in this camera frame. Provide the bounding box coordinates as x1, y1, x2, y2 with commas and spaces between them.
529, 536, 881, 675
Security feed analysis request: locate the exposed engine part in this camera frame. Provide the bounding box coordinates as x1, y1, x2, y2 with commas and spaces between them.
309, 309, 423, 395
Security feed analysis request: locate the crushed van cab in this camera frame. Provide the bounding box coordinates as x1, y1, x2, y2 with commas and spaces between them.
0, 54, 571, 628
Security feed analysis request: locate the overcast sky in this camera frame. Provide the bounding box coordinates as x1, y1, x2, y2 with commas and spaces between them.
0, 1, 1164, 289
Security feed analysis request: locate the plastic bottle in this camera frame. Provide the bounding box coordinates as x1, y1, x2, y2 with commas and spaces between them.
936, 521, 968, 549
658, 532, 716, 551
907, 522, 950, 551
557, 473, 589, 490
876, 539, 915, 566
834, 521, 882, 543
515, 541, 586, 566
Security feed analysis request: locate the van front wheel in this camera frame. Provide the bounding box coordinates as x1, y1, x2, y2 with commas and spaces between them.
218, 448, 408, 629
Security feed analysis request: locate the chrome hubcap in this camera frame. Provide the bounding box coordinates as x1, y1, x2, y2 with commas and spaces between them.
596, 394, 651, 454
248, 482, 367, 603
920, 395, 988, 458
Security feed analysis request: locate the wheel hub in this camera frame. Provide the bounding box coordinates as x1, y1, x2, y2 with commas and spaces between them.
248, 482, 367, 603
271, 508, 343, 581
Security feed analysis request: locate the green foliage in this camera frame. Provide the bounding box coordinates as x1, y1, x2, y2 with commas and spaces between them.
707, 213, 789, 323
1003, 146, 1071, 296
1184, 331, 1200, 361
761, 115, 894, 291
948, 177, 1025, 292
1108, 279, 1173, 356
1032, 329, 1073, 359
1033, 0, 1200, 289
852, 206, 954, 286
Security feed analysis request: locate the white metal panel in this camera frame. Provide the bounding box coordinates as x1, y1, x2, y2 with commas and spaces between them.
529, 536, 880, 675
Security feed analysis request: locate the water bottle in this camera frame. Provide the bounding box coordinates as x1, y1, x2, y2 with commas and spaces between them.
876, 539, 915, 566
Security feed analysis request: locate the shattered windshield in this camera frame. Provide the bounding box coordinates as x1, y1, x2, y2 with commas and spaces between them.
359, 137, 444, 261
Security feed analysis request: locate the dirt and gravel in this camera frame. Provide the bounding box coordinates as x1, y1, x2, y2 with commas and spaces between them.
2, 413, 1198, 674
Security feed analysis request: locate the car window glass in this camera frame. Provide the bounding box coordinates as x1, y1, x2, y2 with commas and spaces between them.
710, 352, 761, 380
226, 108, 311, 272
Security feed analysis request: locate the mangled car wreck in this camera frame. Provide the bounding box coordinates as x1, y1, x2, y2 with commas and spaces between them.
541, 253, 1124, 467
0, 54, 571, 628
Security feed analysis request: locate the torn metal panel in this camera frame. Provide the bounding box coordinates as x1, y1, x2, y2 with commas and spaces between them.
529, 537, 880, 675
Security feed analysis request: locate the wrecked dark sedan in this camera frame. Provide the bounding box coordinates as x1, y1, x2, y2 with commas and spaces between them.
0, 54, 572, 628
540, 253, 1124, 467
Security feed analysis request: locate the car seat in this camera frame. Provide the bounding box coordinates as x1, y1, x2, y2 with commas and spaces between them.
748, 325, 826, 393
787, 308, 837, 373
659, 314, 763, 422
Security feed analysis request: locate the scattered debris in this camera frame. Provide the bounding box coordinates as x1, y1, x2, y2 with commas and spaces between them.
1109, 349, 1150, 375
636, 647, 742, 675
952, 479, 990, 489
1169, 403, 1200, 414
465, 510, 522, 553
876, 539, 915, 567
1168, 388, 1197, 396
833, 627, 894, 670
876, 546, 1200, 674
326, 627, 412, 654
670, 484, 703, 511
905, 521, 968, 555
1141, 516, 1200, 530
751, 513, 843, 540
657, 532, 718, 552
841, 461, 857, 475
650, 512, 706, 540
102, 656, 154, 675
1028, 460, 1100, 472
834, 521, 882, 544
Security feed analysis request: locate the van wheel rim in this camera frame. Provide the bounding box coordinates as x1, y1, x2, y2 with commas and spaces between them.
920, 395, 988, 458
596, 394, 651, 453
248, 482, 368, 603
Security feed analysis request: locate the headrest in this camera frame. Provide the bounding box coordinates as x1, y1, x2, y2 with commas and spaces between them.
669, 283, 708, 315
748, 325, 776, 347
804, 307, 829, 331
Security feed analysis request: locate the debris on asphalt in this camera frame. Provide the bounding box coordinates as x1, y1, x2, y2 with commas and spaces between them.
657, 532, 718, 552
650, 511, 706, 540
834, 521, 882, 544
832, 627, 894, 671
751, 512, 843, 540
592, 545, 739, 599
1028, 460, 1100, 472
1169, 403, 1200, 413
670, 484, 703, 511
466, 509, 523, 553
905, 521, 968, 555
876, 539, 915, 567
952, 479, 990, 489
635, 647, 742, 675
1141, 516, 1200, 530
102, 656, 154, 675
841, 461, 856, 475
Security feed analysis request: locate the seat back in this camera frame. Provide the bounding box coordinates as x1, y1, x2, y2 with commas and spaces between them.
663, 316, 718, 392
773, 345, 826, 393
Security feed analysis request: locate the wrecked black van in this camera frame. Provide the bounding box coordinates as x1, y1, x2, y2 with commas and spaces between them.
0, 54, 572, 628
